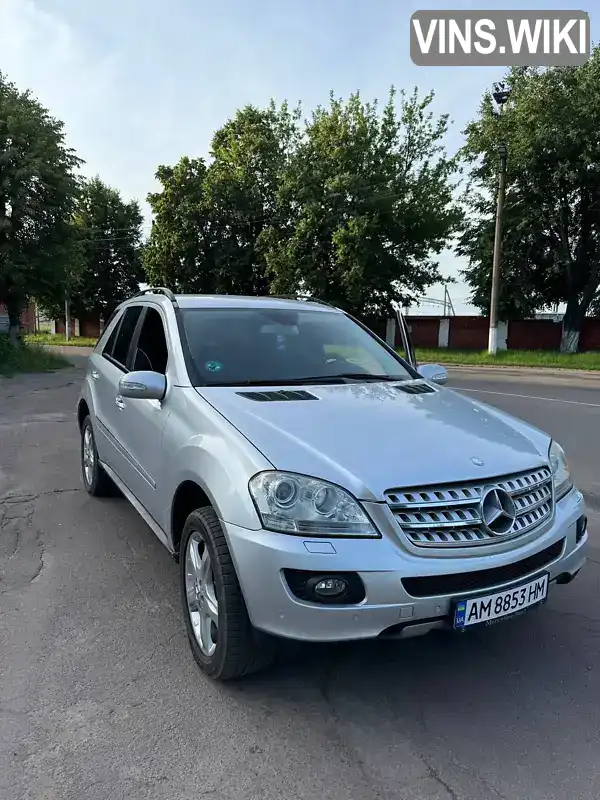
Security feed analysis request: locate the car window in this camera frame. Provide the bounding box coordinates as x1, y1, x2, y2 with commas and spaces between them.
180, 306, 416, 386
107, 306, 143, 369
101, 311, 123, 358
132, 307, 169, 374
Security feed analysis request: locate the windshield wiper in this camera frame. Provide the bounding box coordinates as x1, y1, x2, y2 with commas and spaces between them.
204, 374, 407, 387
204, 376, 346, 387
328, 373, 407, 382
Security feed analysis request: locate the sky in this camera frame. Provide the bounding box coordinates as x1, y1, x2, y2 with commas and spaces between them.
0, 0, 597, 314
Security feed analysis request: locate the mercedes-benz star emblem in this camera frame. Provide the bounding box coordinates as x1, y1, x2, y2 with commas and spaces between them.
480, 487, 517, 536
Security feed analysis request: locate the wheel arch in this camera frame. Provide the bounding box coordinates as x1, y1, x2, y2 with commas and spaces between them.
77, 398, 90, 430
171, 480, 214, 561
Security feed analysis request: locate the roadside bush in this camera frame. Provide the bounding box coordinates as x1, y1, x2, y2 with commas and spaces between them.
0, 333, 70, 376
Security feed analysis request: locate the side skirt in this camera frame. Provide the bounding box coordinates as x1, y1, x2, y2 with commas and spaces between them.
100, 460, 173, 555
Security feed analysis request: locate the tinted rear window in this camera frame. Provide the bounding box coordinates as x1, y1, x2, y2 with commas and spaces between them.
110, 306, 143, 368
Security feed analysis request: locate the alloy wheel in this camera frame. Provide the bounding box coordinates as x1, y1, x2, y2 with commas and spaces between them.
185, 531, 219, 656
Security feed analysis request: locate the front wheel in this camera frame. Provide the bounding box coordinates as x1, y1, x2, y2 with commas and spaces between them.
180, 507, 275, 680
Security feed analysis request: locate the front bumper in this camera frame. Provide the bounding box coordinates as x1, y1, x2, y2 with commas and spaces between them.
222, 488, 588, 642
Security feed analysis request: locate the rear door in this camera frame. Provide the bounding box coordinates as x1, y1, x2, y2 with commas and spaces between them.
110, 305, 172, 520
89, 305, 144, 480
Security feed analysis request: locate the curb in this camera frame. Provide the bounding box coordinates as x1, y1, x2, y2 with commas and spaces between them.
444, 364, 600, 378
40, 345, 94, 356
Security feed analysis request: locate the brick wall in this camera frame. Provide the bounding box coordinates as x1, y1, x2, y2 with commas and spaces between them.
507, 320, 561, 351
55, 312, 102, 338
580, 318, 600, 352
447, 317, 489, 350
402, 318, 439, 349
391, 315, 600, 352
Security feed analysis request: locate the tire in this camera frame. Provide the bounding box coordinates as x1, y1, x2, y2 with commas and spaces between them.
80, 415, 117, 497
180, 507, 276, 680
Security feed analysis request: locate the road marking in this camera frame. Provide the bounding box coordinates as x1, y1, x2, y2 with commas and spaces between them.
458, 387, 600, 409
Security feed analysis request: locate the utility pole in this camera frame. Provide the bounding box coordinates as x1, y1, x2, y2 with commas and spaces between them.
488, 82, 511, 355
65, 294, 70, 342
488, 143, 508, 354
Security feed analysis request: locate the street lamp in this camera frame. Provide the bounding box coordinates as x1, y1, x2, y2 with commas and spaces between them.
488, 83, 511, 355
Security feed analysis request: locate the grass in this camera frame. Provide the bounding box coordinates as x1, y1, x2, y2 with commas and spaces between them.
414, 348, 600, 371
24, 333, 98, 347
0, 334, 71, 377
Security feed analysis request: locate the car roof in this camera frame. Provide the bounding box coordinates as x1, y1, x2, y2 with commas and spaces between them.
126, 293, 341, 313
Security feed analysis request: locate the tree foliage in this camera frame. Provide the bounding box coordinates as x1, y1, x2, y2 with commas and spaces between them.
144, 157, 215, 292
144, 103, 299, 295
144, 91, 460, 319
460, 49, 600, 350
204, 103, 301, 295
264, 88, 461, 318
0, 71, 81, 342
60, 177, 144, 319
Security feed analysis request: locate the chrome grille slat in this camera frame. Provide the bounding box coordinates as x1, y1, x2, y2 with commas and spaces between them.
385, 466, 554, 549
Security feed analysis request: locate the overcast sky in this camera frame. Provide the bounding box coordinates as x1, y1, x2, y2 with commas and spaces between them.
1, 0, 597, 314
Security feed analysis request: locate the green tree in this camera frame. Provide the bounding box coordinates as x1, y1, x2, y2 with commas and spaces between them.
263, 88, 461, 318
144, 103, 299, 295
64, 177, 144, 319
457, 193, 555, 320
204, 103, 300, 295
460, 50, 600, 351
0, 71, 81, 344
144, 157, 218, 292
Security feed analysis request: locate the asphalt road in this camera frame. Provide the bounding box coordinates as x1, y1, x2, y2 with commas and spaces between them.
1, 361, 599, 800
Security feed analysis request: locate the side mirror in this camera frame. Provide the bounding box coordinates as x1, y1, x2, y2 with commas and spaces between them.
418, 363, 448, 386
119, 371, 166, 401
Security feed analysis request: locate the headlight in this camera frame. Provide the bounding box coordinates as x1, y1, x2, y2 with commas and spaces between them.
248, 472, 379, 537
549, 440, 573, 502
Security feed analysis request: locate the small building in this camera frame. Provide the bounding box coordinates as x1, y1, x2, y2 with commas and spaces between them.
0, 302, 37, 334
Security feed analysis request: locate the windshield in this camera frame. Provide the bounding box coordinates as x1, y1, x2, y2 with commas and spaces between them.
180, 307, 416, 386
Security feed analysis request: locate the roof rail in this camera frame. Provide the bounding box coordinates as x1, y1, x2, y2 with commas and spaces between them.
268, 294, 338, 309
130, 287, 178, 305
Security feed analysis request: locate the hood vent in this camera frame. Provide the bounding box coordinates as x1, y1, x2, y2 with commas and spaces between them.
394, 381, 437, 395
236, 389, 319, 402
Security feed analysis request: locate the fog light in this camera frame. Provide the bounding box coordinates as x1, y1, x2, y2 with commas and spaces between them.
314, 577, 348, 598
576, 515, 587, 543
284, 569, 365, 605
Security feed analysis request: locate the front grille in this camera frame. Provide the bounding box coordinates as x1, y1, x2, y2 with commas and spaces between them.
402, 538, 564, 598
385, 466, 554, 548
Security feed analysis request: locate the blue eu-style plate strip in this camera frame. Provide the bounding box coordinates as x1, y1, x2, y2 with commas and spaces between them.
455, 600, 467, 628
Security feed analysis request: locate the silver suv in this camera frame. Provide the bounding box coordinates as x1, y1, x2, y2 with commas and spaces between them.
78, 289, 588, 680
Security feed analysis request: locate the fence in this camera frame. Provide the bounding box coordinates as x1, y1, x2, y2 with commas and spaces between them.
397, 316, 600, 352
37, 308, 600, 353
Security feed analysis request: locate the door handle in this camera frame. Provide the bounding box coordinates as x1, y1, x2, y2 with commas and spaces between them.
115, 395, 126, 410
90, 369, 100, 381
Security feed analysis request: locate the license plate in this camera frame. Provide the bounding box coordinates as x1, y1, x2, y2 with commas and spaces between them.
453, 573, 549, 629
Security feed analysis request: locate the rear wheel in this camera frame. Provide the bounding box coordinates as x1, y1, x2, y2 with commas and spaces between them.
180, 507, 275, 680
80, 416, 116, 497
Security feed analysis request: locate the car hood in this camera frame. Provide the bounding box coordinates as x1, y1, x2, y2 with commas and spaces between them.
196, 381, 552, 500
